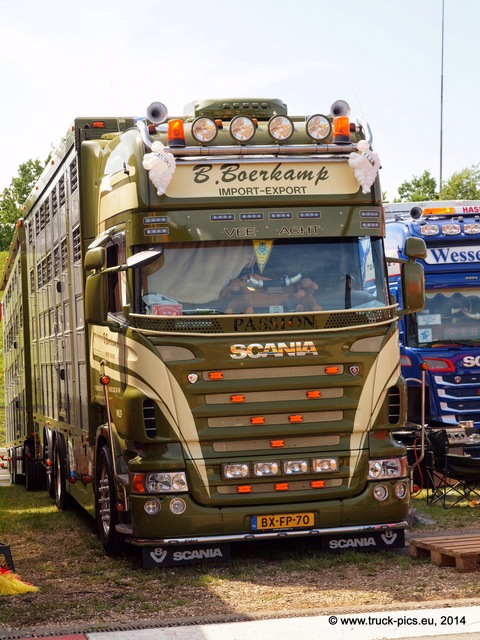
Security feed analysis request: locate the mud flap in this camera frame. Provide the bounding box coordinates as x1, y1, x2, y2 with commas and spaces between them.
142, 543, 231, 568
322, 529, 405, 552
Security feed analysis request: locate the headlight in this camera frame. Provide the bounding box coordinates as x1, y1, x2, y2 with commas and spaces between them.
268, 115, 294, 141
253, 462, 279, 476
192, 116, 218, 143
230, 116, 256, 142
145, 471, 188, 493
368, 456, 407, 480
284, 460, 308, 474
420, 224, 440, 235
312, 458, 338, 473
306, 114, 331, 141
223, 463, 250, 479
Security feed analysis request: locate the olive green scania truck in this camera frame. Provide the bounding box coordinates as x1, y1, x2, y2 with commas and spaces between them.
1, 97, 425, 567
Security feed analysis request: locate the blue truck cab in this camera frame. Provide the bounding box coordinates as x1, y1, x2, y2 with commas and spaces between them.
385, 201, 480, 431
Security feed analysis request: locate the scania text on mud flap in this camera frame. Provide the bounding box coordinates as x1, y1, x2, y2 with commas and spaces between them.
1, 98, 424, 565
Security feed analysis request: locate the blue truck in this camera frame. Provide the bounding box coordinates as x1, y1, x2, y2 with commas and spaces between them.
385, 201, 480, 432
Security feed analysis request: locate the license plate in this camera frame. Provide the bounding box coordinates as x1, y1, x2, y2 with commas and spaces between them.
251, 512, 314, 531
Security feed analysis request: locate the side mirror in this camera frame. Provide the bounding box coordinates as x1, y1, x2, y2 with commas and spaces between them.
401, 237, 426, 314
85, 272, 109, 325
404, 236, 427, 260
83, 247, 163, 326
401, 260, 425, 313
84, 247, 106, 271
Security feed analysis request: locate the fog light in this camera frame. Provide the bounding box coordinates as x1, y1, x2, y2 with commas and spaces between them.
169, 498, 186, 515
306, 114, 331, 141
192, 116, 218, 143
268, 115, 294, 141
230, 116, 255, 142
373, 484, 388, 501
395, 482, 408, 499
144, 498, 161, 515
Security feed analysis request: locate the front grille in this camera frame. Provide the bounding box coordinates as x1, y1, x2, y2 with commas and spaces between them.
130, 307, 395, 334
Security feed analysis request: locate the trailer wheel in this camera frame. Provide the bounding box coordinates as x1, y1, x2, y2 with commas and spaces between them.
25, 444, 43, 491
44, 436, 55, 497
10, 448, 23, 486
53, 436, 71, 510
96, 445, 124, 556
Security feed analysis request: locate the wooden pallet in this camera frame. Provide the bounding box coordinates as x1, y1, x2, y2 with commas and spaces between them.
409, 534, 480, 572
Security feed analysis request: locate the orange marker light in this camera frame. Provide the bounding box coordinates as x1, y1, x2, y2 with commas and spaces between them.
230, 394, 245, 403
288, 415, 303, 423
91, 121, 105, 128
168, 119, 186, 147
311, 480, 326, 489
237, 485, 252, 493
325, 366, 340, 375
250, 416, 266, 425
132, 474, 146, 494
306, 390, 321, 399
270, 439, 285, 448
208, 372, 224, 380
275, 483, 289, 491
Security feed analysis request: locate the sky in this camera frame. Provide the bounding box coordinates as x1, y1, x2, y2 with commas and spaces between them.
0, 0, 478, 202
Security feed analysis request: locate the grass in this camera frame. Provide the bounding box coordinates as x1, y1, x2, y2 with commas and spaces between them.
411, 489, 480, 527
2, 483, 480, 633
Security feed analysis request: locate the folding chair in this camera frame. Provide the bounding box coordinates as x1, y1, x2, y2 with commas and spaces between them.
0, 543, 14, 571
426, 429, 480, 508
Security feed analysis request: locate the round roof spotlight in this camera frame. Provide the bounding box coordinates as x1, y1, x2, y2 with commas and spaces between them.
192, 116, 218, 143
268, 115, 294, 141
230, 116, 256, 143
306, 114, 331, 141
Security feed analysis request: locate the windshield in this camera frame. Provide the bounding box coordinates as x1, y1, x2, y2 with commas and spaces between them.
134, 237, 389, 316
413, 288, 480, 345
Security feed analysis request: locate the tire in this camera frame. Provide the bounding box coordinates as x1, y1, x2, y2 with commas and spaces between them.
24, 443, 43, 491
10, 447, 23, 486
53, 436, 71, 510
44, 435, 55, 497
95, 445, 124, 556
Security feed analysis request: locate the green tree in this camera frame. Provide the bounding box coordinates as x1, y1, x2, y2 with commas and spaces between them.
0, 159, 43, 250
396, 170, 438, 202
440, 164, 480, 200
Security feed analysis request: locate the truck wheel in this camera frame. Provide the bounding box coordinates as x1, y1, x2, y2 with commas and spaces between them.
53, 436, 71, 510
96, 445, 124, 556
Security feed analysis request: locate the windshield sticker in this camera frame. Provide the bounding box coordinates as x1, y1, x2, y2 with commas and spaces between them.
253, 240, 273, 273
